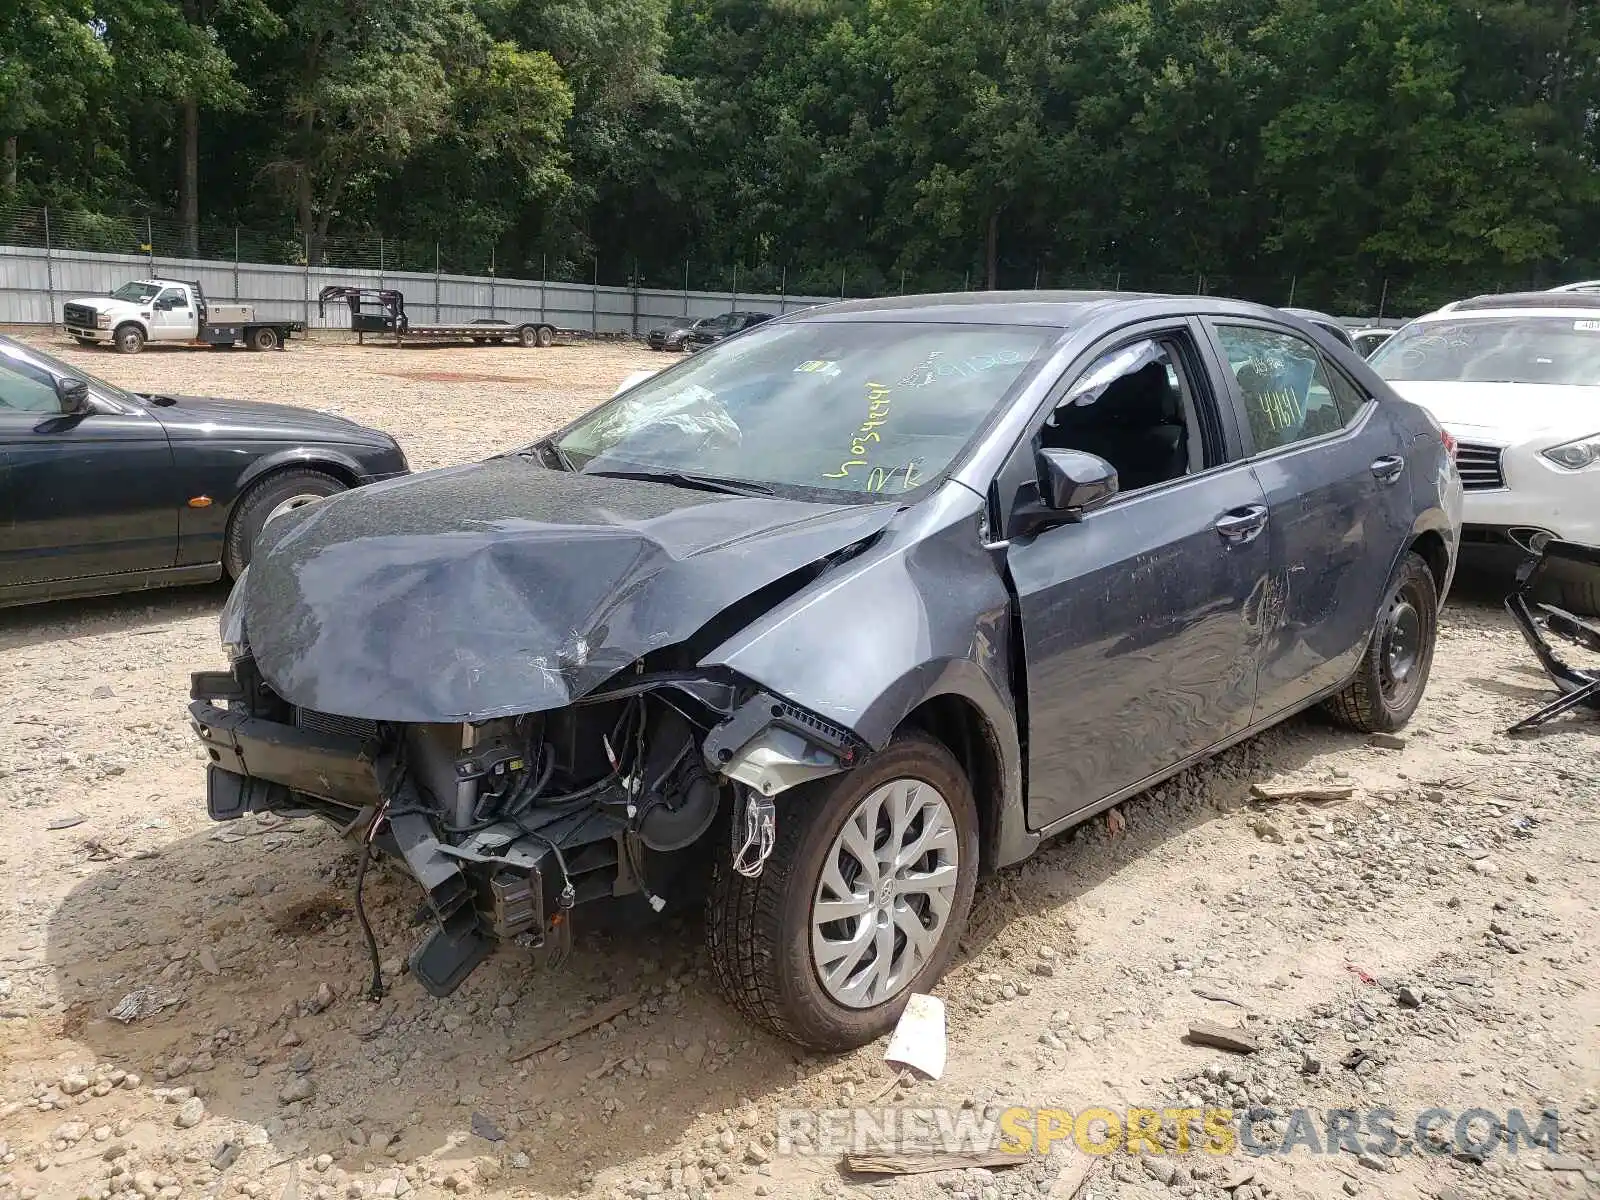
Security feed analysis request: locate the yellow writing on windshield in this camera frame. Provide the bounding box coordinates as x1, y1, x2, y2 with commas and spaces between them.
823, 381, 893, 481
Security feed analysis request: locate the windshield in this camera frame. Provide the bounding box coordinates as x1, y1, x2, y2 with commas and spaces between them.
110, 282, 162, 303
1372, 316, 1600, 386
0, 336, 137, 405
553, 320, 1057, 498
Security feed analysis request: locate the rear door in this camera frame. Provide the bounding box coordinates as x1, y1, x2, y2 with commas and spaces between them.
1001, 320, 1272, 830
1202, 319, 1416, 719
0, 354, 177, 588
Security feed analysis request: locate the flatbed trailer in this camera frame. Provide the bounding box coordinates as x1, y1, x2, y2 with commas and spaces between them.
317, 286, 559, 348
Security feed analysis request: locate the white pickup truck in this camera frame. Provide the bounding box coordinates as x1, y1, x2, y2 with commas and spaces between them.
62, 279, 306, 354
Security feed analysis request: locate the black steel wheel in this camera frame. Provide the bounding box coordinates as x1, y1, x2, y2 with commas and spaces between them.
1324, 551, 1439, 733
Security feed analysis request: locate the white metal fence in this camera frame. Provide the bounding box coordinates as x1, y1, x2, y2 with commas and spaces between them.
0, 245, 836, 334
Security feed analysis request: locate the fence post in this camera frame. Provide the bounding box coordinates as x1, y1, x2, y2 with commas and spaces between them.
1114, 271, 1121, 291
303, 233, 311, 329
489, 246, 496, 320
630, 259, 640, 337
378, 234, 384, 276
146, 216, 154, 271
1378, 278, 1389, 320
43, 207, 55, 328
778, 265, 787, 314
591, 256, 599, 334
730, 262, 738, 310
963, 269, 969, 292
900, 269, 906, 295
539, 254, 547, 324
682, 260, 689, 315
839, 266, 845, 300
434, 242, 441, 323
1287, 275, 1297, 306
233, 227, 240, 300
1034, 265, 1041, 289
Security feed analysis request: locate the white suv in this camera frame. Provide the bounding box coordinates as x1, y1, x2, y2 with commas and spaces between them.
1369, 292, 1600, 600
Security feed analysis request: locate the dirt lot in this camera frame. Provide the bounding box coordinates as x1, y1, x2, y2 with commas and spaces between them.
1, 332, 1597, 1200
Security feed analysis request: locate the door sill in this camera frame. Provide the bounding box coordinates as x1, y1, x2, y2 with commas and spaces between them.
0, 564, 223, 609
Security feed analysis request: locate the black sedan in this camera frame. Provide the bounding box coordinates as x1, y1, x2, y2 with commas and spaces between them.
190, 292, 1460, 1051
0, 334, 408, 607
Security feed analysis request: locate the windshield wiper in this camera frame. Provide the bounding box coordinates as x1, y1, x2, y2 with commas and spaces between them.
586, 468, 775, 496
536, 438, 578, 472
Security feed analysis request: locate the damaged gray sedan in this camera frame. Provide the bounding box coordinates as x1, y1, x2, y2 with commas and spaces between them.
189, 292, 1462, 1050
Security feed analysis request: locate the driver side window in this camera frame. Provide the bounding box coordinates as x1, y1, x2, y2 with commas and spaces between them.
0, 355, 66, 413
157, 287, 188, 309
1039, 336, 1206, 494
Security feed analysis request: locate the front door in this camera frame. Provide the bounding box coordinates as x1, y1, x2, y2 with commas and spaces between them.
1205, 320, 1417, 718
1002, 325, 1272, 829
0, 355, 177, 588
150, 286, 195, 341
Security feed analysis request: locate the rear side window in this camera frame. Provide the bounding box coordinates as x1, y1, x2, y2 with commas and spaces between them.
1214, 324, 1354, 453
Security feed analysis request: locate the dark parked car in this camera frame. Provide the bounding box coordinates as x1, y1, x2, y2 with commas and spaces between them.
189, 292, 1461, 1051
645, 316, 699, 351
652, 310, 774, 352
0, 334, 408, 607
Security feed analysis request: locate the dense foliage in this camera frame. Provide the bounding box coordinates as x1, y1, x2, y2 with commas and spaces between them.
3, 0, 1597, 310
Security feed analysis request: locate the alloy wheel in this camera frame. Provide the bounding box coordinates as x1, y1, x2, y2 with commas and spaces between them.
810, 778, 959, 1009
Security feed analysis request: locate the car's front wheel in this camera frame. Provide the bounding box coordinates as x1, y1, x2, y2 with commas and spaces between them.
1324, 550, 1439, 732
113, 324, 145, 354
223, 468, 346, 579
706, 733, 979, 1052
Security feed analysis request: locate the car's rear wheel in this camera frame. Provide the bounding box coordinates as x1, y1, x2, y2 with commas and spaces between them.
113, 324, 145, 354
1324, 551, 1439, 733
223, 468, 346, 579
519, 325, 539, 348
535, 325, 555, 348
247, 326, 279, 352
705, 733, 978, 1052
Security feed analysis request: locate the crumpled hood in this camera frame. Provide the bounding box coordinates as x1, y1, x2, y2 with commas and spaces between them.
1386, 381, 1600, 441
242, 456, 899, 722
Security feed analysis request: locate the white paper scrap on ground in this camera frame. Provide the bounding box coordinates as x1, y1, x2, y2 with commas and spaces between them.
885, 992, 946, 1080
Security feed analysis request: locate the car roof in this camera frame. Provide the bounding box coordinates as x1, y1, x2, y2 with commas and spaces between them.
1438, 291, 1600, 314
786, 289, 1309, 329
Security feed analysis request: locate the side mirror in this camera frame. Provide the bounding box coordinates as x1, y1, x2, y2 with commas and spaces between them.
1036, 447, 1118, 517
56, 378, 92, 414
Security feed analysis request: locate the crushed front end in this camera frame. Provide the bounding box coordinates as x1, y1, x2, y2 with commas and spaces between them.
189, 649, 861, 998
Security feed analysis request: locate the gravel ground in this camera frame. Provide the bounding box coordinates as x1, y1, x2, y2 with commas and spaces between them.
0, 330, 1596, 1200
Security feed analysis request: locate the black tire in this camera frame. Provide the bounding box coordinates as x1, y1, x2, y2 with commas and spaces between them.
705, 733, 979, 1052
246, 326, 279, 352
223, 468, 346, 579
471, 337, 486, 344
113, 324, 145, 354
519, 326, 539, 348
1324, 551, 1439, 733
1536, 579, 1600, 620
535, 325, 555, 348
